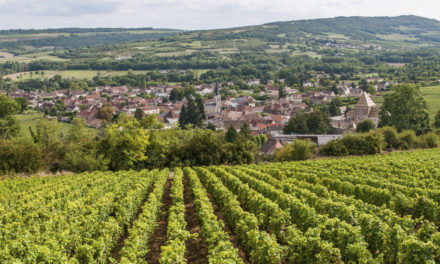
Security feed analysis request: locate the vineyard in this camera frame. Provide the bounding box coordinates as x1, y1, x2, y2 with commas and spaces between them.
2, 149, 440, 263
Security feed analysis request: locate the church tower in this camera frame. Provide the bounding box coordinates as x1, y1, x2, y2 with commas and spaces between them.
214, 82, 221, 107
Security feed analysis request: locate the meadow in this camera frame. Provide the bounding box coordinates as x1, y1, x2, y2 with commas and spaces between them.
15, 114, 96, 138
421, 85, 440, 113
5, 69, 210, 81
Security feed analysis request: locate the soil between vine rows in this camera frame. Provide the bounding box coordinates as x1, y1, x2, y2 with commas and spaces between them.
183, 176, 210, 264
146, 175, 173, 264
111, 182, 157, 262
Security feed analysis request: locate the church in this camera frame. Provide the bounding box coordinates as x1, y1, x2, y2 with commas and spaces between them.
204, 82, 222, 118
346, 92, 379, 127
332, 92, 379, 132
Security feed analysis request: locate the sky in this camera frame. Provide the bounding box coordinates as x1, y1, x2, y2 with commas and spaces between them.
0, 0, 440, 30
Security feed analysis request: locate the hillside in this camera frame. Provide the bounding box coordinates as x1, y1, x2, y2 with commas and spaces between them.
3, 15, 440, 95
0, 28, 180, 55
2, 148, 440, 262
65, 15, 440, 60
2, 16, 440, 67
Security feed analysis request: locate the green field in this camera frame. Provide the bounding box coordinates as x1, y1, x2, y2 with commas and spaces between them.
6, 70, 147, 81
5, 69, 210, 81
370, 88, 439, 113
15, 114, 96, 138
0, 52, 70, 63
421, 85, 440, 113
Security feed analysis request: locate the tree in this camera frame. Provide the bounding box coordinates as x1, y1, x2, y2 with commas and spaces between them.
328, 103, 341, 116
328, 97, 342, 116
14, 97, 29, 113
0, 138, 43, 173
206, 123, 216, 131
170, 88, 183, 102
179, 96, 205, 129
0, 116, 20, 139
330, 84, 339, 95
63, 118, 108, 172
0, 94, 19, 118
0, 95, 20, 139
434, 110, 440, 129
223, 139, 255, 165
356, 119, 375, 133
196, 96, 206, 121
284, 111, 308, 134
239, 122, 252, 139
99, 114, 150, 170
278, 85, 286, 99
97, 103, 114, 122
283, 111, 331, 134
225, 126, 238, 142
307, 111, 331, 134
140, 114, 164, 129
134, 108, 144, 121
30, 118, 64, 171
379, 84, 430, 134
178, 129, 223, 166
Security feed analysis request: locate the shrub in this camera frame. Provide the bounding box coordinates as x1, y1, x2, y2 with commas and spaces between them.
398, 130, 417, 150
380, 126, 400, 149
341, 134, 382, 155
0, 138, 44, 173
356, 119, 375, 133
319, 139, 349, 156
319, 133, 381, 157
274, 139, 316, 161
418, 132, 438, 148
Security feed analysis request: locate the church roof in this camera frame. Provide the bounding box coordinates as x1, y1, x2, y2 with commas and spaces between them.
369, 106, 379, 118
356, 92, 376, 108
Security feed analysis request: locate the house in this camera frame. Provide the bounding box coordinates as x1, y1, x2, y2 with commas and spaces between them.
260, 139, 284, 155
246, 79, 260, 86
273, 133, 343, 146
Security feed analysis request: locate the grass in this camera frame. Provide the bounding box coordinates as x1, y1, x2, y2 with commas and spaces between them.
6, 70, 150, 81
5, 69, 211, 81
370, 87, 440, 114
15, 114, 96, 138
370, 95, 385, 107
0, 52, 70, 63
376, 33, 418, 41
324, 32, 349, 40
421, 85, 440, 114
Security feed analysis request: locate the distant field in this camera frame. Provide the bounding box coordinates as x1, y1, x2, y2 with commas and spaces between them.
370, 95, 385, 107
0, 52, 69, 63
370, 88, 439, 112
376, 33, 418, 41
5, 69, 210, 81
373, 86, 440, 114
15, 114, 96, 138
5, 70, 147, 81
421, 85, 440, 113
324, 32, 349, 40
0, 51, 14, 59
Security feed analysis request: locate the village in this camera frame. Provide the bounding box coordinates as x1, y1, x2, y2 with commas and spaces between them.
1, 73, 386, 147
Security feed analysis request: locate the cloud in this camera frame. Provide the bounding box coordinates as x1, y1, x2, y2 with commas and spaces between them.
0, 0, 123, 16
0, 0, 439, 29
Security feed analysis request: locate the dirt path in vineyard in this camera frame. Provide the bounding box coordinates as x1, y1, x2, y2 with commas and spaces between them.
145, 173, 173, 264
111, 181, 157, 262
183, 176, 209, 264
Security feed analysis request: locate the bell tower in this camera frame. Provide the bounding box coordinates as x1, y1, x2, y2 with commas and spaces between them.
214, 82, 221, 107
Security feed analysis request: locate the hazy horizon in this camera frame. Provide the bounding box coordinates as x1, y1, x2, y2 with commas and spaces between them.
0, 0, 440, 30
